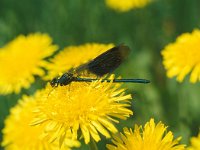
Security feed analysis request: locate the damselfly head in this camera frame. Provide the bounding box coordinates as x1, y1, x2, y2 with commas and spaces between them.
50, 77, 59, 87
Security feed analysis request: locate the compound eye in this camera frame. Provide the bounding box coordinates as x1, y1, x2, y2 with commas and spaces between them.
50, 78, 57, 87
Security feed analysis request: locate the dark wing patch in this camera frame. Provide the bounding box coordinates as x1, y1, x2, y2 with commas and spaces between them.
76, 44, 130, 76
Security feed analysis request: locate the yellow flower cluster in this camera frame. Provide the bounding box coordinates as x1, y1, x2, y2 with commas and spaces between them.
2, 93, 80, 150
31, 78, 133, 145
45, 43, 114, 80
105, 0, 151, 12
162, 29, 200, 83
0, 33, 58, 94
1, 32, 194, 150
1, 39, 133, 149
107, 119, 186, 150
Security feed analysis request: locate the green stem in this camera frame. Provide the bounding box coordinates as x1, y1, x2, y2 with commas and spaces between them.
89, 138, 98, 150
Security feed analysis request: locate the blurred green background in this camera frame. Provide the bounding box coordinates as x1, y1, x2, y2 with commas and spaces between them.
1, 0, 200, 149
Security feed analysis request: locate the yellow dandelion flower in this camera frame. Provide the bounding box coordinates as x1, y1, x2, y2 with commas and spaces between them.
31, 77, 133, 145
105, 0, 151, 12
0, 33, 58, 95
45, 43, 114, 80
107, 118, 186, 150
162, 29, 200, 83
1, 93, 80, 150
188, 132, 200, 150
